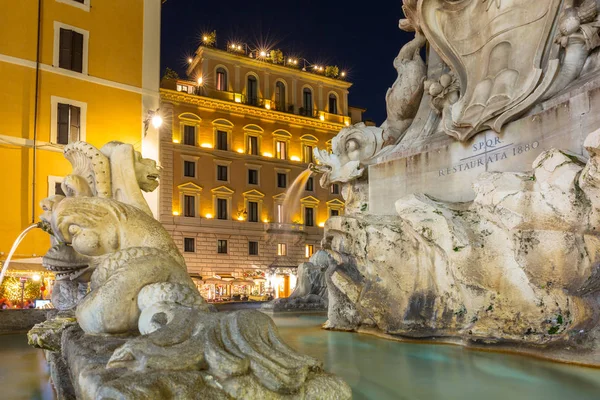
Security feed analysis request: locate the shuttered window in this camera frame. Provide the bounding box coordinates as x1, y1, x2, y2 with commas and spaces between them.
216, 130, 228, 150
59, 28, 83, 73
248, 201, 259, 222
183, 125, 196, 146
217, 198, 228, 220
57, 103, 81, 145
184, 195, 195, 217
304, 207, 314, 227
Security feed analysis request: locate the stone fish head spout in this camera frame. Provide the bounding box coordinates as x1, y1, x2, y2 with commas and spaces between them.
134, 148, 161, 192
312, 122, 385, 187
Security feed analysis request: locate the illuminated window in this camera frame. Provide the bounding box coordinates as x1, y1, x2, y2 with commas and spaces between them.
217, 239, 228, 254
176, 84, 189, 93
305, 244, 314, 258
216, 68, 227, 91
247, 135, 259, 155
303, 145, 314, 163
277, 243, 287, 256
276, 140, 287, 159
184, 237, 195, 253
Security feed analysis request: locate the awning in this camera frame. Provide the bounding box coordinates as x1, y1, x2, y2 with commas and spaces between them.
231, 278, 254, 286
203, 277, 223, 284
268, 256, 298, 269
5, 257, 46, 272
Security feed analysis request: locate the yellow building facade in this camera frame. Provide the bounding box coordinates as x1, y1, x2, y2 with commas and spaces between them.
0, 0, 162, 265
159, 45, 362, 299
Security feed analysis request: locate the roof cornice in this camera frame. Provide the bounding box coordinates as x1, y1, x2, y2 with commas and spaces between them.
188, 46, 353, 90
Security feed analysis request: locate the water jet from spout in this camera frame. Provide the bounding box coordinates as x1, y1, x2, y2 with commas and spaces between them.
0, 223, 40, 287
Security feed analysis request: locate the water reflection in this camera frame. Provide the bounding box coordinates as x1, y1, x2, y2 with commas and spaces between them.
2, 314, 600, 400
272, 313, 600, 400
0, 334, 54, 400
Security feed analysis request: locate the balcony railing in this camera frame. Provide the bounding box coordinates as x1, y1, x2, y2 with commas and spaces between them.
169, 79, 350, 125
265, 223, 305, 232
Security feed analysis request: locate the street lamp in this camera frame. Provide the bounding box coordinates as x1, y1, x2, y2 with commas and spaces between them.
144, 109, 162, 136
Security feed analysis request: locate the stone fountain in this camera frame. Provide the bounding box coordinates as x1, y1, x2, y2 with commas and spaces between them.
27, 141, 350, 399
311, 0, 600, 366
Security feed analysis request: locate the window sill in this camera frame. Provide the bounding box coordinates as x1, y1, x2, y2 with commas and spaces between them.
56, 0, 90, 12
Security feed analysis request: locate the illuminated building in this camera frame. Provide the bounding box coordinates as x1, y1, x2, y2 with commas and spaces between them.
159, 43, 364, 298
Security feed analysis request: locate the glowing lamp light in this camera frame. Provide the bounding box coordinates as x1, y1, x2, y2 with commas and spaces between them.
237, 215, 245, 221
234, 94, 242, 103
290, 155, 301, 162
318, 222, 325, 228
319, 115, 325, 121
203, 36, 208, 42
341, 71, 346, 77
205, 213, 213, 219
32, 274, 41, 282
313, 65, 318, 70
237, 45, 242, 50
288, 58, 292, 63
262, 152, 273, 158
197, 76, 203, 86
237, 148, 244, 153
187, 57, 193, 63
259, 51, 267, 57
263, 218, 269, 223
173, 139, 180, 143
151, 114, 163, 129
230, 44, 236, 49
173, 211, 180, 216
345, 120, 350, 127
265, 103, 271, 110
200, 143, 213, 149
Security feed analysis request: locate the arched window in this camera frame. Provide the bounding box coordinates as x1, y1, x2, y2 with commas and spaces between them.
328, 93, 338, 114
302, 88, 313, 116
247, 75, 258, 106
275, 81, 286, 111
216, 67, 227, 91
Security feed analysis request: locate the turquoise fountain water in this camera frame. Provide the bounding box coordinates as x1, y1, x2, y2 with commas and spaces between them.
272, 313, 600, 400
4, 312, 600, 399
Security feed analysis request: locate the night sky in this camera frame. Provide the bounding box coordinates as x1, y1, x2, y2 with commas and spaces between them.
160, 0, 414, 125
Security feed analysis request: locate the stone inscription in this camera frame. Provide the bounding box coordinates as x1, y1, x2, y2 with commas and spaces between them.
439, 137, 540, 176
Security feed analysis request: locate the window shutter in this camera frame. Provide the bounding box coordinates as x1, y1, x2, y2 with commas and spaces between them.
59, 29, 73, 70
71, 31, 84, 73
57, 103, 70, 144
69, 105, 81, 142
